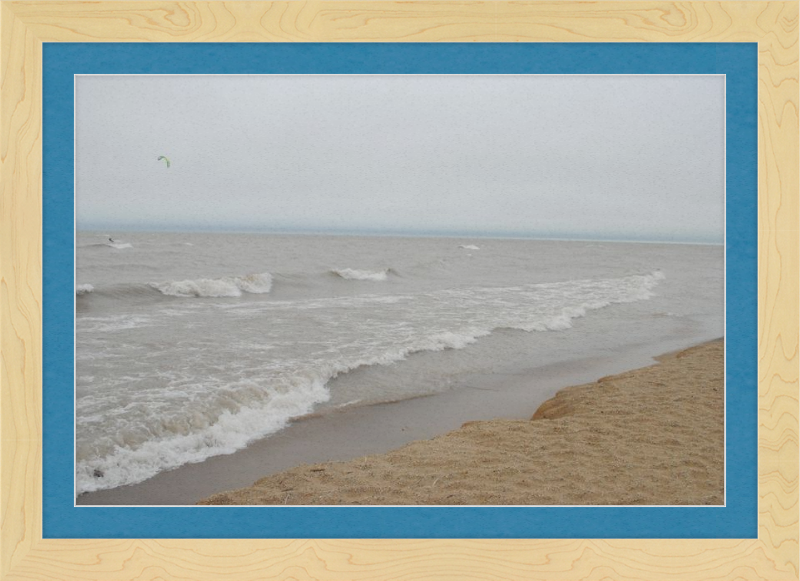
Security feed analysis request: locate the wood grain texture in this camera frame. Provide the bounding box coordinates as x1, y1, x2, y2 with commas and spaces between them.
0, 2, 796, 580
1, 2, 43, 580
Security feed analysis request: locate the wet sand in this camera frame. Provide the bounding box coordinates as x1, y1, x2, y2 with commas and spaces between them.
200, 339, 723, 506
77, 336, 722, 505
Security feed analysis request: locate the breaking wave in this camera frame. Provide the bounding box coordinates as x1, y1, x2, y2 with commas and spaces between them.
77, 377, 330, 494
76, 328, 484, 494
151, 273, 273, 298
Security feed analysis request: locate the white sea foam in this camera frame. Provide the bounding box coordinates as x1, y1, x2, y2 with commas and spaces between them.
76, 377, 330, 494
459, 244, 481, 250
107, 242, 133, 249
76, 284, 94, 295
78, 314, 154, 333
332, 268, 389, 281
152, 272, 273, 298
232, 273, 274, 294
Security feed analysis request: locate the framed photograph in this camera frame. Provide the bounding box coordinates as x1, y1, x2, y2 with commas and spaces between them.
2, 2, 797, 580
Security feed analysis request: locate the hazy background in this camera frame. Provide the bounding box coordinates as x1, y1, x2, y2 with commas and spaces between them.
76, 75, 725, 242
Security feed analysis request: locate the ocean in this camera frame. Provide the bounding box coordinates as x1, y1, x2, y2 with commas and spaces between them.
75, 232, 723, 496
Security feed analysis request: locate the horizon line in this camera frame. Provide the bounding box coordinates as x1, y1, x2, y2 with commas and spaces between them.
76, 225, 723, 246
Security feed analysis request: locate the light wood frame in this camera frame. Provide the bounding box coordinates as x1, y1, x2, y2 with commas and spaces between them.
1, 2, 797, 580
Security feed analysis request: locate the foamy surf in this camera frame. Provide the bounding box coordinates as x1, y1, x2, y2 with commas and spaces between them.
76, 378, 331, 494
76, 269, 669, 495
332, 268, 390, 281
152, 272, 273, 298
76, 328, 489, 494
76, 284, 94, 296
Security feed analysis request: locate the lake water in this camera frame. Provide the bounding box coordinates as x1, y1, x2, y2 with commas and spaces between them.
75, 232, 723, 495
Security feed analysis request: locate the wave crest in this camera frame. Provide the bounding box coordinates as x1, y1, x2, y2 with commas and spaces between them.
76, 377, 329, 494
152, 273, 273, 298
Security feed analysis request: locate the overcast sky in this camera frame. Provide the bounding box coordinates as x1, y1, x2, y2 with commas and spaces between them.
76, 75, 724, 242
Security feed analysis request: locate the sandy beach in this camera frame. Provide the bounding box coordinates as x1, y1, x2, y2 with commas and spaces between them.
199, 339, 724, 506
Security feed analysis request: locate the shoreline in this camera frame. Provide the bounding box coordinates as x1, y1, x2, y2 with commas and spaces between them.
201, 338, 724, 506
78, 334, 722, 506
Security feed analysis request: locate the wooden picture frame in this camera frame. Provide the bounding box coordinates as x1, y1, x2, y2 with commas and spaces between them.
1, 2, 797, 579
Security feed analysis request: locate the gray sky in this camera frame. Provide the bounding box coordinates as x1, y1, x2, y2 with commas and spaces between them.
76, 75, 724, 242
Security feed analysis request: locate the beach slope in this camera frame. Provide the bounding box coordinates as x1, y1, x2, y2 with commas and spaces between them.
199, 340, 724, 506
